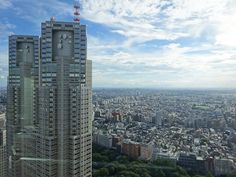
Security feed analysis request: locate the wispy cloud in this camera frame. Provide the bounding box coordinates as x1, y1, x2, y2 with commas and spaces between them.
0, 50, 8, 87
81, 0, 185, 46
81, 0, 236, 88
0, 19, 14, 86
81, 0, 236, 47
12, 0, 72, 25
0, 20, 15, 42
0, 0, 12, 9
89, 33, 236, 88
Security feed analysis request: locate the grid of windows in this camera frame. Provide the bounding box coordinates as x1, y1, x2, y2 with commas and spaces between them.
7, 21, 92, 177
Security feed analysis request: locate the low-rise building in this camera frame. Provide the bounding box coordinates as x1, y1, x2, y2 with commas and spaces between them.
177, 153, 206, 174
214, 158, 235, 176
122, 139, 140, 159
93, 131, 113, 149
139, 144, 153, 160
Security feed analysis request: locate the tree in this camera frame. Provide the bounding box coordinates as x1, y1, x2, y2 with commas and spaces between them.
206, 172, 214, 177
117, 155, 130, 163
229, 171, 236, 177
92, 144, 208, 177
176, 166, 189, 176
142, 172, 152, 177
158, 169, 166, 177
108, 164, 116, 175
119, 171, 140, 177
98, 168, 109, 176
93, 153, 109, 162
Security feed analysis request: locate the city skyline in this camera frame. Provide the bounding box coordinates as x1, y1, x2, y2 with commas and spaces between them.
1, 0, 236, 88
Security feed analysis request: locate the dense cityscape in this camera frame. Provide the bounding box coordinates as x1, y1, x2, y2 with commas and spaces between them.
0, 88, 6, 177
2, 88, 236, 176
92, 89, 236, 176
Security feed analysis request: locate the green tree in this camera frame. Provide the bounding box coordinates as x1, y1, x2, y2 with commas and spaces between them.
142, 172, 152, 177
119, 171, 140, 177
116, 164, 127, 172
118, 155, 130, 163
93, 153, 109, 162
229, 171, 236, 177
98, 167, 109, 176
108, 164, 116, 174
176, 166, 189, 176
206, 172, 214, 177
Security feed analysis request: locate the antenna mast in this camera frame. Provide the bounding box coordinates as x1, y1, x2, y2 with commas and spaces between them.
74, 0, 80, 23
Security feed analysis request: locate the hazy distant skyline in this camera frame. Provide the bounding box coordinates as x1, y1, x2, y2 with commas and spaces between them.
1, 0, 236, 88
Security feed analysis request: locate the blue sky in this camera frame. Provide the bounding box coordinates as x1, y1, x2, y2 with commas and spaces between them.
1, 0, 236, 88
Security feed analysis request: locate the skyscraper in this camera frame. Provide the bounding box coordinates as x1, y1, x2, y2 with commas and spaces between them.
37, 20, 92, 177
0, 129, 6, 177
7, 35, 39, 177
7, 19, 92, 177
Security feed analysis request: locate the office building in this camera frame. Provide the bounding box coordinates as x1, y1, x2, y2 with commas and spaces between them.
7, 35, 39, 177
6, 19, 92, 177
0, 129, 6, 177
37, 20, 92, 177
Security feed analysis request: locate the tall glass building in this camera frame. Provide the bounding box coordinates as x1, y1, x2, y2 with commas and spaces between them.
6, 20, 92, 177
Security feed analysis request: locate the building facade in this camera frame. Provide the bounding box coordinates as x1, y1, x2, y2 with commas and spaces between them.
93, 131, 112, 148
122, 139, 140, 159
177, 153, 206, 174
139, 143, 153, 161
6, 20, 92, 177
37, 20, 92, 177
214, 158, 235, 176
7, 35, 39, 177
0, 129, 6, 177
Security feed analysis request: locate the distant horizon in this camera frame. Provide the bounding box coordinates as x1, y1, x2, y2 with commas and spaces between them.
2, 86, 236, 91
94, 87, 236, 91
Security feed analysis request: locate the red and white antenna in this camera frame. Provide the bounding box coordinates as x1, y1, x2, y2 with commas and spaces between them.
74, 0, 80, 23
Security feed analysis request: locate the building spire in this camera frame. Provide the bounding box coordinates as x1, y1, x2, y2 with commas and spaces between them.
74, 0, 80, 23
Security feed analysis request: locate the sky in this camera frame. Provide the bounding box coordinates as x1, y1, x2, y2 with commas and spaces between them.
1, 0, 236, 88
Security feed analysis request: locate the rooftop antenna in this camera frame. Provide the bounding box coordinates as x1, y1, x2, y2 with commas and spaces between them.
50, 16, 56, 22
74, 0, 80, 23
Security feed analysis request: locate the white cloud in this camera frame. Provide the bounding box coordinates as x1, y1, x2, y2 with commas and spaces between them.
0, 20, 15, 45
0, 0, 11, 9
88, 31, 236, 88
0, 21, 15, 35
214, 12, 236, 47
81, 0, 236, 88
0, 50, 8, 87
81, 0, 186, 46
0, 20, 11, 87
81, 0, 236, 48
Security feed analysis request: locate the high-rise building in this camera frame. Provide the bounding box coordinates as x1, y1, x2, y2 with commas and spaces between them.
6, 20, 92, 177
37, 20, 92, 177
7, 35, 39, 177
0, 129, 6, 177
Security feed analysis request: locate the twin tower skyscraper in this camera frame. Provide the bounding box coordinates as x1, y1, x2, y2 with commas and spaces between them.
6, 19, 92, 177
